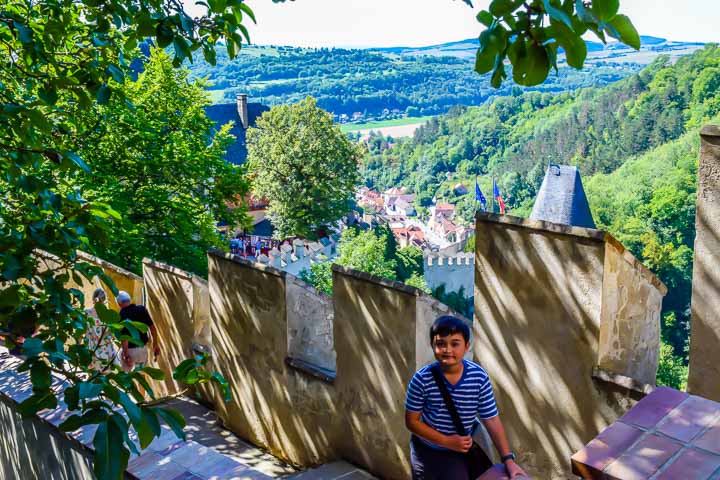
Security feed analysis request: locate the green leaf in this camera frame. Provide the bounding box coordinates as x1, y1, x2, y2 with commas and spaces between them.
591, 0, 619, 21
475, 47, 496, 74
79, 381, 103, 401
96, 84, 111, 104
64, 385, 80, 410
106, 65, 125, 83
212, 372, 231, 402
172, 358, 197, 381
15, 23, 33, 44
93, 417, 131, 479
543, 0, 574, 30
59, 409, 109, 432
238, 3, 256, 23
22, 338, 45, 358
18, 392, 57, 417
0, 284, 22, 307
30, 362, 52, 391
608, 14, 640, 49
511, 38, 550, 86
141, 366, 165, 380
136, 408, 161, 449
173, 37, 191, 62
63, 152, 91, 173
552, 23, 587, 69
476, 10, 494, 27
489, 0, 519, 17
575, 0, 597, 23
156, 407, 186, 441
38, 86, 58, 106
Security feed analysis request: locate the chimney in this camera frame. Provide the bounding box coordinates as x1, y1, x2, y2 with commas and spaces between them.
236, 93, 249, 129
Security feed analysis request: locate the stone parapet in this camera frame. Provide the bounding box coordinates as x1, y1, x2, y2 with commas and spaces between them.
688, 125, 720, 401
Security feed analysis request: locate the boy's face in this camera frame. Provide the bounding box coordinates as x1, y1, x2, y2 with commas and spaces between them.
432, 333, 469, 367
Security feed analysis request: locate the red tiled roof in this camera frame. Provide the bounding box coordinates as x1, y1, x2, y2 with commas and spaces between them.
571, 387, 720, 479
435, 203, 455, 211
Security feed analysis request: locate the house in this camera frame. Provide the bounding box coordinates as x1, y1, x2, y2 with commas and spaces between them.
429, 203, 455, 222
453, 183, 468, 195
391, 224, 426, 249
385, 196, 415, 217
352, 112, 363, 121
205, 94, 269, 165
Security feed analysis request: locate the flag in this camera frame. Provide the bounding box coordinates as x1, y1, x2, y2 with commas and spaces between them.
493, 179, 506, 214
475, 180, 487, 211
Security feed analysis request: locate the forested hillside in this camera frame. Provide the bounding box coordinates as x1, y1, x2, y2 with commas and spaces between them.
186, 45, 639, 117
361, 45, 720, 382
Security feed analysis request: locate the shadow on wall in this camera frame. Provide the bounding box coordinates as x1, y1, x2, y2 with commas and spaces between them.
473, 213, 665, 477
688, 125, 720, 402
205, 250, 469, 479
142, 258, 211, 400
0, 356, 95, 480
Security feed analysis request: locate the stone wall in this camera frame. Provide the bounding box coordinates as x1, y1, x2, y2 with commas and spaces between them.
688, 125, 720, 401
0, 393, 95, 480
205, 251, 471, 479
472, 213, 665, 477
423, 252, 474, 297
208, 252, 339, 467
142, 259, 210, 399
35, 250, 144, 311
598, 237, 665, 385
332, 266, 419, 479
286, 275, 336, 371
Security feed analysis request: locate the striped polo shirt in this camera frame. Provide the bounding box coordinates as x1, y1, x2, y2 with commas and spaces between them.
405, 359, 498, 449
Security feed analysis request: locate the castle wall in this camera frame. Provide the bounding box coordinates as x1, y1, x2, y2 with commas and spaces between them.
35, 250, 144, 311
598, 238, 665, 386
424, 252, 474, 297
0, 391, 94, 480
208, 251, 338, 467
472, 213, 663, 477
688, 125, 720, 401
286, 275, 336, 371
142, 259, 210, 399
332, 265, 418, 479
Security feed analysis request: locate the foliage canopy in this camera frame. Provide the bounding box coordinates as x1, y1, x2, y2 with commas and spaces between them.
246, 97, 363, 239
0, 0, 256, 477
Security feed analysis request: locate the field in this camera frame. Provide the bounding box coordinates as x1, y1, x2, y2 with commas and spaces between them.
340, 116, 435, 135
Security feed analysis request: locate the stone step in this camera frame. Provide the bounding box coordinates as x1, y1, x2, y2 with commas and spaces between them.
284, 461, 377, 480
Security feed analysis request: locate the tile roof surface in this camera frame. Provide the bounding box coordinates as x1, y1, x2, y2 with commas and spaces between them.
572, 387, 720, 479
204, 102, 270, 165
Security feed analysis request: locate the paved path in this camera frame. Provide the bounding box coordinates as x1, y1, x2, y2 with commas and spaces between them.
0, 347, 376, 479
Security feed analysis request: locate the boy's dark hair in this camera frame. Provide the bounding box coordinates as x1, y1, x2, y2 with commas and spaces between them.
429, 315, 470, 345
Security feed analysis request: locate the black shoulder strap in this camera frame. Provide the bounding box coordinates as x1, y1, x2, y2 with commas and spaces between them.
430, 365, 468, 436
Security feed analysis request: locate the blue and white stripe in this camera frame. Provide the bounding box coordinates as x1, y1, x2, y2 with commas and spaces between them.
405, 359, 498, 448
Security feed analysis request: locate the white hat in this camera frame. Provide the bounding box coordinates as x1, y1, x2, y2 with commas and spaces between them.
116, 291, 131, 304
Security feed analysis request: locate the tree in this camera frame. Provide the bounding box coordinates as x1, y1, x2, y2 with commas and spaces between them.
0, 0, 255, 477
300, 227, 398, 295
471, 0, 640, 87
246, 97, 364, 239
74, 48, 249, 276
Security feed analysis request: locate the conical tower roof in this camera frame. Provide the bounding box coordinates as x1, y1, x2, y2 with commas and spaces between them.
530, 165, 596, 229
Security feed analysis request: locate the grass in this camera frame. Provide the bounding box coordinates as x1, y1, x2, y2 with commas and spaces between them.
340, 115, 435, 133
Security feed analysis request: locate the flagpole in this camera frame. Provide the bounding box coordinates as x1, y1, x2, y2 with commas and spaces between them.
490, 176, 495, 214
474, 176, 478, 213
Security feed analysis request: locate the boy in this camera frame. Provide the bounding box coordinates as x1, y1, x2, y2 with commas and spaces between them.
405, 315, 526, 479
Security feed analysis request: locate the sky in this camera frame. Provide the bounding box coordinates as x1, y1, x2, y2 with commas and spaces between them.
183, 0, 720, 48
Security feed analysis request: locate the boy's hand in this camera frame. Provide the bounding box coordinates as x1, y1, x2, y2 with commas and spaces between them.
505, 459, 528, 478
444, 434, 473, 453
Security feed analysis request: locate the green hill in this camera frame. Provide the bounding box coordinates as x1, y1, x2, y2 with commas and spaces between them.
361, 45, 720, 375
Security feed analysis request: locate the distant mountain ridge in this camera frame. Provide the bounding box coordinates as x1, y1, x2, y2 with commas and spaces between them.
370, 35, 704, 61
